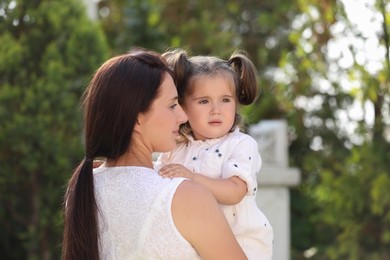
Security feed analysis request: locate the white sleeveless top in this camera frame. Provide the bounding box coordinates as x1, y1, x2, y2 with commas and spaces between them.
93, 165, 200, 260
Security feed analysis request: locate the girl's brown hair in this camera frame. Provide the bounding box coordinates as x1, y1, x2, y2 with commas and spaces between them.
163, 48, 259, 141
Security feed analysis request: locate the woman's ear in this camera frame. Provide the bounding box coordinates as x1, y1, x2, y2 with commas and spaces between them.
134, 113, 146, 132
136, 112, 146, 125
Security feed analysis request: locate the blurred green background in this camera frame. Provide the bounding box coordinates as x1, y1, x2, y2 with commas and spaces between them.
0, 0, 389, 259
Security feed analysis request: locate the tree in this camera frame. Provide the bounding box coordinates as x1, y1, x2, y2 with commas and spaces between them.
260, 0, 390, 258
0, 0, 109, 259
2, 0, 387, 258
97, 0, 239, 56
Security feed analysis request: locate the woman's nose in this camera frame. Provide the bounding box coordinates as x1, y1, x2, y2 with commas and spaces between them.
177, 105, 188, 124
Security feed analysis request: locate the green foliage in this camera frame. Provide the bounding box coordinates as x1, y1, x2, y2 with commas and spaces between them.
0, 0, 109, 258
277, 0, 390, 258
98, 0, 169, 54
1, 0, 389, 259
311, 143, 390, 259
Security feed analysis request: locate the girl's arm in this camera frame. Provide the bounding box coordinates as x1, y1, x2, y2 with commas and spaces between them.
159, 164, 247, 205
172, 180, 247, 259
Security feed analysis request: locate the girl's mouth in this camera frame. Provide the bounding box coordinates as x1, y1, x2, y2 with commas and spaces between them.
209, 120, 222, 125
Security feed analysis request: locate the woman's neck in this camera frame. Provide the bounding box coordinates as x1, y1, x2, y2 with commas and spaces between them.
105, 141, 154, 168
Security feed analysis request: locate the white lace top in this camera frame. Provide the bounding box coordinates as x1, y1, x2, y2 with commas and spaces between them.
156, 128, 274, 260
93, 165, 200, 260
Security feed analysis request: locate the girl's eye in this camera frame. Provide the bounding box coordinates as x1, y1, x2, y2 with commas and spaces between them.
199, 100, 208, 104
222, 98, 231, 103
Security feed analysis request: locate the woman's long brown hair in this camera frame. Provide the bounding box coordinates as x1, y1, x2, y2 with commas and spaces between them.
62, 50, 171, 260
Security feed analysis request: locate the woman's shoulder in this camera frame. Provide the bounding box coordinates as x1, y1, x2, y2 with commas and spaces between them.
93, 165, 156, 177
172, 180, 219, 226
171, 180, 220, 241
172, 180, 247, 259
94, 166, 176, 188
174, 180, 216, 209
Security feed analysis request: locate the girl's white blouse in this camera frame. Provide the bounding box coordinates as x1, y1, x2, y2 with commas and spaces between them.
156, 128, 274, 260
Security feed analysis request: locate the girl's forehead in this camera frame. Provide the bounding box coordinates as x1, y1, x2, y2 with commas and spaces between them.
191, 71, 235, 87
185, 76, 236, 100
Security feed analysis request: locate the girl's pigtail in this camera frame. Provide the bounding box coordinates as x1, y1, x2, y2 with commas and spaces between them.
228, 52, 259, 105
163, 48, 193, 143
162, 49, 192, 103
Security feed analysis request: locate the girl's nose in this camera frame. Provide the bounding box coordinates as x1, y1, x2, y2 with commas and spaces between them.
210, 102, 221, 115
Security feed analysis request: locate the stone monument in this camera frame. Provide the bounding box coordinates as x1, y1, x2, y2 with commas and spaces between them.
249, 120, 301, 260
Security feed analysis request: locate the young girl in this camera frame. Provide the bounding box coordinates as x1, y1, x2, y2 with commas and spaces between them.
156, 48, 274, 260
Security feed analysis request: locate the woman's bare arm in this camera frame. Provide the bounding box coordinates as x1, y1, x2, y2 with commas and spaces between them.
172, 180, 247, 260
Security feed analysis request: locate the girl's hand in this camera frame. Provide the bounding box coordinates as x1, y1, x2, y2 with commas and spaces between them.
159, 164, 196, 180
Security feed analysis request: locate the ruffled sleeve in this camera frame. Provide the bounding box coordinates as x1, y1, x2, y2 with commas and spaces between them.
154, 152, 171, 171
221, 135, 262, 196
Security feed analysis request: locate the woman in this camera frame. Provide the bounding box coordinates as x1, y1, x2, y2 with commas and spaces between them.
62, 50, 247, 259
